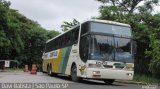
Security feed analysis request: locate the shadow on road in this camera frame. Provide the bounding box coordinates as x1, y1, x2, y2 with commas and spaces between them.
79, 80, 123, 86
46, 73, 124, 86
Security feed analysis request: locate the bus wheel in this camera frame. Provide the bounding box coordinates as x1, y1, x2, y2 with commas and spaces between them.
47, 65, 52, 76
104, 79, 115, 85
71, 65, 80, 82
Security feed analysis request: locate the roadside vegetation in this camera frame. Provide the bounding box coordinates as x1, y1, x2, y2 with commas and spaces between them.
133, 74, 160, 85
0, 0, 60, 69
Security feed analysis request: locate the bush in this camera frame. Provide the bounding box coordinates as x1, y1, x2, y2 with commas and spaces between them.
147, 33, 160, 79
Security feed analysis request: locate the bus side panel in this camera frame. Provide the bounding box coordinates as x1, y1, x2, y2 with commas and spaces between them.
58, 46, 72, 74
43, 59, 51, 72
43, 45, 79, 75
65, 44, 82, 76
51, 49, 63, 73
58, 48, 67, 73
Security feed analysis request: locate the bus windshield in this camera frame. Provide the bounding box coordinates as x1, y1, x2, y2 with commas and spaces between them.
90, 22, 131, 37
90, 35, 133, 63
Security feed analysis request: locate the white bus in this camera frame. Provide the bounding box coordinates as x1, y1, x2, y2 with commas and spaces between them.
42, 19, 136, 84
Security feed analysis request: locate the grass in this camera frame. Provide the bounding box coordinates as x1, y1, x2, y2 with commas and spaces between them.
133, 74, 160, 85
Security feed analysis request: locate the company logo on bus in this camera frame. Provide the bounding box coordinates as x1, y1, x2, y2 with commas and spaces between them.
47, 50, 59, 59
96, 61, 108, 66
50, 51, 58, 57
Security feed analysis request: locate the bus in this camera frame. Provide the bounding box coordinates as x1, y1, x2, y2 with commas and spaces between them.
42, 19, 136, 84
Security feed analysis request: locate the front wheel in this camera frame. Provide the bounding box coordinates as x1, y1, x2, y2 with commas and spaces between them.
71, 65, 81, 82
104, 79, 115, 85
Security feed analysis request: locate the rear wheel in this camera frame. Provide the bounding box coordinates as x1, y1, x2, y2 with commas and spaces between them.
42, 68, 45, 73
71, 65, 81, 82
47, 65, 52, 76
104, 79, 115, 84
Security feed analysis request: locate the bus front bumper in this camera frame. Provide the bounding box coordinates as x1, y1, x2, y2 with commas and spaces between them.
85, 68, 134, 80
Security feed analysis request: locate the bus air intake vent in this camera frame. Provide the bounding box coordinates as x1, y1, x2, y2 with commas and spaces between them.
103, 65, 113, 68
114, 63, 125, 69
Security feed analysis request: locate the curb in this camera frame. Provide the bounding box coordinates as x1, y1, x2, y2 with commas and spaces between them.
115, 80, 144, 84
115, 80, 160, 86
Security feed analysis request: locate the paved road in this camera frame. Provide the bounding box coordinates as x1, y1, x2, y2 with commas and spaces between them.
0, 71, 159, 89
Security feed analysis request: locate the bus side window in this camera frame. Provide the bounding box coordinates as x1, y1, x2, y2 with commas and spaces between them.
71, 27, 79, 44
81, 22, 89, 35
80, 36, 89, 62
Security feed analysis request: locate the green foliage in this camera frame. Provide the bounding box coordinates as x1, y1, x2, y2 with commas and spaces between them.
61, 18, 80, 32
97, 0, 158, 13
0, 1, 60, 68
133, 74, 160, 84
47, 30, 60, 39
96, 0, 160, 78
146, 32, 160, 78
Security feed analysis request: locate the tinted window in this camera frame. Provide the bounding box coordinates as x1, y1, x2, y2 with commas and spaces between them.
90, 22, 131, 36
45, 27, 79, 52
81, 22, 89, 35
89, 35, 133, 63
114, 37, 132, 63
80, 35, 90, 62
90, 35, 114, 61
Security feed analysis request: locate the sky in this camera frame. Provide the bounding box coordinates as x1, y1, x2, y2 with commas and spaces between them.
6, 0, 160, 32
7, 0, 101, 32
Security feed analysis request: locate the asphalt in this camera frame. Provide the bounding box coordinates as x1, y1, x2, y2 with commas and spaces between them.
0, 71, 159, 89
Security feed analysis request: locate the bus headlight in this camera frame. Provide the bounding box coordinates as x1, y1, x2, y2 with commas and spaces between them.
92, 71, 100, 75
92, 71, 101, 77
126, 73, 133, 77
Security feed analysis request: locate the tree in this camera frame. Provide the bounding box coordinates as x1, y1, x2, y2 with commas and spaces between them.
47, 30, 60, 39
0, 0, 60, 70
96, 0, 158, 14
0, 0, 12, 60
61, 18, 80, 32
144, 14, 160, 78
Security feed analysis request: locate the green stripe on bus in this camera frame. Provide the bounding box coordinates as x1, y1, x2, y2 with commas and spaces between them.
58, 46, 72, 74
61, 46, 72, 74
58, 48, 67, 73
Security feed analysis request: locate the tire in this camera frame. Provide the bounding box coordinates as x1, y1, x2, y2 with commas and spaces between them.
42, 70, 46, 73
47, 65, 52, 76
104, 79, 115, 85
42, 67, 46, 73
71, 65, 81, 82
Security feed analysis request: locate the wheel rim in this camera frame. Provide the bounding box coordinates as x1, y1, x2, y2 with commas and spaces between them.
72, 66, 77, 80
48, 67, 49, 74
49, 67, 52, 75
48, 66, 51, 75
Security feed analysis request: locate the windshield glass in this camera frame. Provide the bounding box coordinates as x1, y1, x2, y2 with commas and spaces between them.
90, 35, 133, 63
90, 22, 131, 37
114, 37, 132, 63
90, 35, 114, 61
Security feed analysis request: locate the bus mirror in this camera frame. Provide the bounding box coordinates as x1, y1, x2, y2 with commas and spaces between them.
133, 41, 137, 54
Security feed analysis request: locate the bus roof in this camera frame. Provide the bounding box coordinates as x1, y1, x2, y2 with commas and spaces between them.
89, 19, 130, 27
46, 19, 130, 43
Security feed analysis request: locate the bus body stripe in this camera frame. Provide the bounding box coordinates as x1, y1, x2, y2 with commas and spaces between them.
61, 46, 72, 74
58, 47, 67, 73
52, 49, 63, 73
